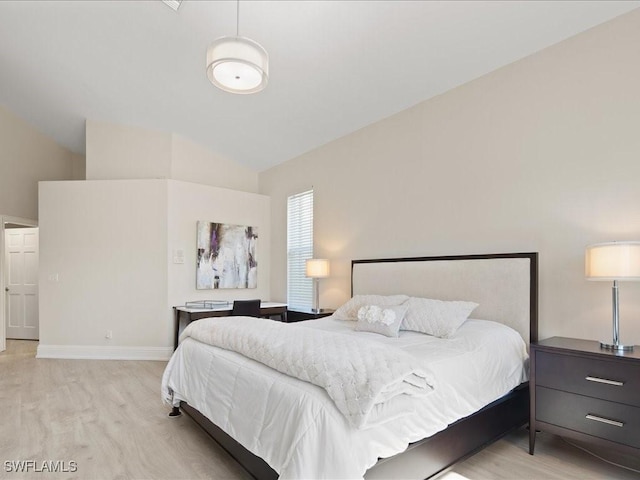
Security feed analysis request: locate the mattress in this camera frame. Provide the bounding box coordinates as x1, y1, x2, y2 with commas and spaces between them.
162, 317, 528, 479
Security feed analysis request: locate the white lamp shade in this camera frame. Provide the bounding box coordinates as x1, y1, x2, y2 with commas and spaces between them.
585, 242, 640, 281
306, 259, 330, 278
206, 36, 268, 94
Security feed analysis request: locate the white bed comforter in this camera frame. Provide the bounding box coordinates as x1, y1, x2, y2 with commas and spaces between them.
179, 317, 435, 428
162, 317, 528, 479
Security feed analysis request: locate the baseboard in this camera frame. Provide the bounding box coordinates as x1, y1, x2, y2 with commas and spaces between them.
36, 344, 173, 361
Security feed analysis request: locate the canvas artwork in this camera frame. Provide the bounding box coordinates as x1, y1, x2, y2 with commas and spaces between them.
196, 221, 258, 289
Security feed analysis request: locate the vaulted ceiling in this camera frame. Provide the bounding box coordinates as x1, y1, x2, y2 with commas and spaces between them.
0, 1, 637, 171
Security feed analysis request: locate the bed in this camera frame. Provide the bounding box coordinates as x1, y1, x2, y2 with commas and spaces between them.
163, 252, 538, 479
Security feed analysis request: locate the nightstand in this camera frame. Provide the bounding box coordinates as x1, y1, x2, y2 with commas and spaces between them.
286, 308, 335, 323
530, 337, 640, 456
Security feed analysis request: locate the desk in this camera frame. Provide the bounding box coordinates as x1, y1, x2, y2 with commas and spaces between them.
173, 302, 287, 350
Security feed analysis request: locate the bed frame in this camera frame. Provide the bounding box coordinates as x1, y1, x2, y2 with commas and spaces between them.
176, 252, 538, 479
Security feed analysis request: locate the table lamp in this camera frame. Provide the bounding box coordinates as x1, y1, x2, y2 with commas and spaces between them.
306, 259, 330, 313
585, 241, 640, 351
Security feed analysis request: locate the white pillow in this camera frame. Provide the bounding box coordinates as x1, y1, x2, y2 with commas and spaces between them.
401, 297, 478, 338
333, 294, 409, 321
355, 304, 408, 338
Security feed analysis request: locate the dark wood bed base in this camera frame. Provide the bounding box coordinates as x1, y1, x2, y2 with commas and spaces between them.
175, 252, 538, 479
365, 384, 529, 479
181, 402, 278, 480
180, 384, 528, 480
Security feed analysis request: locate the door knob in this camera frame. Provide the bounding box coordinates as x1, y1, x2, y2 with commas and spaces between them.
4, 287, 8, 292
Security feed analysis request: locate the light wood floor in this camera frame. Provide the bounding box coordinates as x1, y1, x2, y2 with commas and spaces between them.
1, 340, 639, 480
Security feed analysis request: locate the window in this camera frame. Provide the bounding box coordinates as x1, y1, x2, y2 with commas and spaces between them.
287, 189, 313, 309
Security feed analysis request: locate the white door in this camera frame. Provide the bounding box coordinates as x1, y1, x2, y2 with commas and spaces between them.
5, 228, 39, 340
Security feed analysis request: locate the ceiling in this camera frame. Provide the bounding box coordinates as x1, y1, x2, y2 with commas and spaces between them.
0, 1, 638, 172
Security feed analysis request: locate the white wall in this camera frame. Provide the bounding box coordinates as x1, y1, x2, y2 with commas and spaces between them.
0, 105, 81, 220
259, 10, 640, 344
168, 180, 270, 307
38, 179, 270, 359
171, 134, 259, 193
38, 180, 169, 358
86, 120, 259, 193
0, 105, 83, 354
86, 120, 173, 181
38, 118, 267, 359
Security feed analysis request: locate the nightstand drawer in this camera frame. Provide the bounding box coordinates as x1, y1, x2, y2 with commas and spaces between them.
537, 387, 640, 448
535, 351, 640, 407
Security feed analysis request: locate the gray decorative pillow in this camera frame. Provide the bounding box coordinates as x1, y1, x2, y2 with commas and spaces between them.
401, 297, 478, 338
333, 294, 409, 321
355, 304, 408, 337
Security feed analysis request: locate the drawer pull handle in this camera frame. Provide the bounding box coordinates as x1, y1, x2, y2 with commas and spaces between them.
585, 414, 624, 428
585, 376, 624, 387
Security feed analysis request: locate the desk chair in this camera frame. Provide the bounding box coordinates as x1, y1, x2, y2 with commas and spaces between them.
231, 299, 261, 317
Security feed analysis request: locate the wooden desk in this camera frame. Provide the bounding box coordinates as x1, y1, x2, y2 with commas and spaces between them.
173, 302, 287, 350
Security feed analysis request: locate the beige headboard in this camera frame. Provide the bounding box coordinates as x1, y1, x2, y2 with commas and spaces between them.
351, 253, 538, 344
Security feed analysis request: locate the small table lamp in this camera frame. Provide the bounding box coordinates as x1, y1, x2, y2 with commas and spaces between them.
306, 259, 330, 314
585, 241, 640, 351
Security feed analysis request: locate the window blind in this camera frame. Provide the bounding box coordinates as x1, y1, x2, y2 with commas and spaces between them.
287, 189, 313, 309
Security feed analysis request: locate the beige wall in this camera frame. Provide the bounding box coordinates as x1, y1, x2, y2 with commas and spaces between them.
38, 179, 269, 358
171, 134, 259, 193
86, 120, 173, 180
38, 180, 169, 354
260, 10, 640, 344
86, 120, 259, 193
37, 119, 264, 359
168, 180, 270, 308
70, 152, 87, 181
0, 105, 81, 220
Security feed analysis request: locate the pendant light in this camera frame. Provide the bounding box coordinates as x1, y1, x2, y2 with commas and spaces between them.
206, 0, 268, 94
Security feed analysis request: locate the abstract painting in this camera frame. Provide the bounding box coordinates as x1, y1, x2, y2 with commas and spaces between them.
196, 221, 258, 289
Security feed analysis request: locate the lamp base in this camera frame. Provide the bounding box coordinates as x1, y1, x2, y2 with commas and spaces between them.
600, 341, 634, 352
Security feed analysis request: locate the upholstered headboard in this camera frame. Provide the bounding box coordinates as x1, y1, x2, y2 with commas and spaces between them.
351, 253, 538, 344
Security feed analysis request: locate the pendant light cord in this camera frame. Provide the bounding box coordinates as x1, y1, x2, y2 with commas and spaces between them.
236, 0, 240, 36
